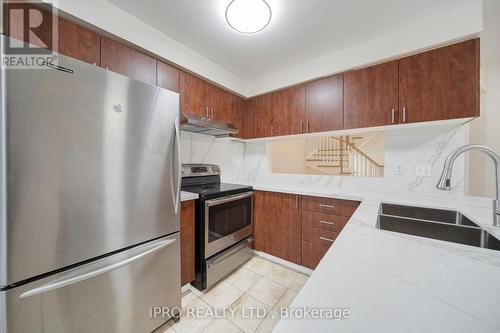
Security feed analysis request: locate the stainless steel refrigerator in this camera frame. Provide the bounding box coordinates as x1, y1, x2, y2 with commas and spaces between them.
0, 35, 182, 333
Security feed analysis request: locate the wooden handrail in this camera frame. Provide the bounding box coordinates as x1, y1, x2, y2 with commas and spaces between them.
330, 136, 384, 168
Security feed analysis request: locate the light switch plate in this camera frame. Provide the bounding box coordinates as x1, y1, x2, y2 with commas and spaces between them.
416, 164, 432, 177
394, 164, 405, 175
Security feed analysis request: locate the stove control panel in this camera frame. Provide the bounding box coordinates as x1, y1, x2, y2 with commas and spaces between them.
182, 163, 221, 177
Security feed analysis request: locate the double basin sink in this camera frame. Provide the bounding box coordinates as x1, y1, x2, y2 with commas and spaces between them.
377, 203, 500, 251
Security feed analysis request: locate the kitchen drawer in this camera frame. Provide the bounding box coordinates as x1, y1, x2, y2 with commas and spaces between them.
302, 225, 339, 247
301, 210, 349, 232
301, 196, 359, 216
302, 240, 329, 269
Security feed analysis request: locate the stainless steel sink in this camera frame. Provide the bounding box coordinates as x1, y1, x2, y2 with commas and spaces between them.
377, 203, 500, 251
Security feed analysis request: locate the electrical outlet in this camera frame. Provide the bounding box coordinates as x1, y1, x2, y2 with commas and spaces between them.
394, 164, 405, 175
416, 164, 432, 177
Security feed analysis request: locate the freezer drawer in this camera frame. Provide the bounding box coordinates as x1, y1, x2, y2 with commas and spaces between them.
0, 234, 180, 333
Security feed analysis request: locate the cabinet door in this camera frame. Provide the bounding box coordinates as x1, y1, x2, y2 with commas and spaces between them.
181, 200, 195, 286
3, 3, 100, 65
253, 191, 301, 264
344, 61, 399, 129
399, 39, 479, 123
206, 83, 232, 123
302, 241, 329, 269
246, 94, 274, 138
157, 61, 180, 93
180, 71, 207, 117
273, 85, 306, 136
230, 94, 246, 138
305, 74, 343, 133
101, 37, 156, 85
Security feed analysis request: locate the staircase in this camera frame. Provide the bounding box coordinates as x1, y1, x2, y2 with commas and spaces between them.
305, 135, 384, 177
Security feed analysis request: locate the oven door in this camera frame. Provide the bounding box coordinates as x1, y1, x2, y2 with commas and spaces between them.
204, 191, 253, 258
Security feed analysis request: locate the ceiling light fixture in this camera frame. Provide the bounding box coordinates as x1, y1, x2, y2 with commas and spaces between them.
225, 0, 272, 34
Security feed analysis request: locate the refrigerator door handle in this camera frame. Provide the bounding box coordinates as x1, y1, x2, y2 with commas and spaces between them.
173, 116, 181, 214
19, 238, 176, 299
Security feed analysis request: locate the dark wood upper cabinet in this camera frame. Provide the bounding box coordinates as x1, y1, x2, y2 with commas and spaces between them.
157, 61, 180, 93
253, 191, 301, 265
179, 71, 206, 117
3, 3, 100, 65
100, 36, 156, 85
179, 73, 233, 122
231, 94, 247, 138
3, 3, 479, 135
399, 39, 479, 123
343, 60, 399, 129
57, 18, 101, 65
246, 94, 274, 138
273, 85, 306, 136
305, 74, 343, 133
205, 83, 232, 123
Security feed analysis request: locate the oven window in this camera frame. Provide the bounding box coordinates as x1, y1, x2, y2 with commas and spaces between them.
208, 195, 252, 243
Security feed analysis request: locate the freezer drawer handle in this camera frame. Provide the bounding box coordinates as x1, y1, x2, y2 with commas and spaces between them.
19, 238, 176, 299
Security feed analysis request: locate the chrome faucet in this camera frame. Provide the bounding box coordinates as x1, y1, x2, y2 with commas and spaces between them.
436, 144, 500, 227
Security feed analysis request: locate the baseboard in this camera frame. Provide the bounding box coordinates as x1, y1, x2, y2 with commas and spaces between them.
253, 250, 313, 276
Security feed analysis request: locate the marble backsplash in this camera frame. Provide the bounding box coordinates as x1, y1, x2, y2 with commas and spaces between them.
181, 123, 468, 195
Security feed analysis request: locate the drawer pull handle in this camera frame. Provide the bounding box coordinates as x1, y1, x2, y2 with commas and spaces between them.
319, 204, 335, 208
319, 220, 335, 225
320, 237, 335, 243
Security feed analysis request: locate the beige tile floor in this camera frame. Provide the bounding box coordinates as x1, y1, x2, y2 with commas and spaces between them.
154, 256, 309, 333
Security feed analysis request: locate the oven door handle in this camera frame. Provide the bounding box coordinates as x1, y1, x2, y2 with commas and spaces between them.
205, 191, 254, 207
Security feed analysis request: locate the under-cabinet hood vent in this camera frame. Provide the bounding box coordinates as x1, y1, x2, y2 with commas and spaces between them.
180, 113, 238, 138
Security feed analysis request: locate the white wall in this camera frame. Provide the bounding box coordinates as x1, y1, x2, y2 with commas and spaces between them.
468, 0, 500, 198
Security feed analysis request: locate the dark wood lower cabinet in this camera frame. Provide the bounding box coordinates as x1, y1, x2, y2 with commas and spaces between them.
300, 196, 359, 216
254, 191, 360, 270
181, 200, 195, 286
301, 210, 349, 233
302, 241, 329, 269
302, 225, 339, 247
253, 191, 302, 264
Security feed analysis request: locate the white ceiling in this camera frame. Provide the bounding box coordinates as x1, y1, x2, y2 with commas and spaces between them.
106, 0, 473, 81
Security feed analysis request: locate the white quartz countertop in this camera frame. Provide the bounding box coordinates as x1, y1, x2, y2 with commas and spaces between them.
240, 183, 500, 333
181, 191, 198, 202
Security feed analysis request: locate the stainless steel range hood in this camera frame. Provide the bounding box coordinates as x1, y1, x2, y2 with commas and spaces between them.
180, 112, 238, 138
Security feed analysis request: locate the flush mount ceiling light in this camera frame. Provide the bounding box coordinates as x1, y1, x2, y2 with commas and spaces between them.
225, 0, 272, 34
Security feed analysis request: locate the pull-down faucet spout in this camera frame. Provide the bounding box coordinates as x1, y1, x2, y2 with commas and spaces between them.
436, 144, 500, 227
